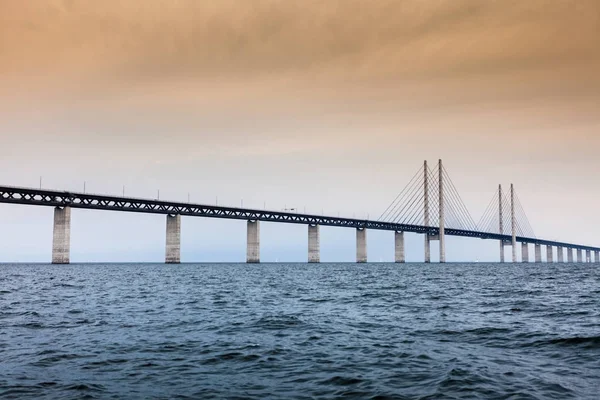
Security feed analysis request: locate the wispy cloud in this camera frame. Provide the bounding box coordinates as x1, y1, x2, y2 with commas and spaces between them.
2, 0, 598, 87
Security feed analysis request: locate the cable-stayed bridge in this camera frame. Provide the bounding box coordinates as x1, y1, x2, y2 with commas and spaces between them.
0, 160, 598, 264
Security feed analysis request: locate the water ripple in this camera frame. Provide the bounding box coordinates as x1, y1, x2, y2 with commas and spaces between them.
0, 262, 599, 399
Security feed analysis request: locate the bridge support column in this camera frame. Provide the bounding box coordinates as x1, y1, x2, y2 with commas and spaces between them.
395, 231, 405, 263
568, 248, 574, 263
356, 228, 367, 263
521, 243, 529, 263
535, 244, 542, 263
423, 160, 430, 264
165, 214, 181, 264
595, 251, 600, 263
577, 249, 583, 263
52, 206, 71, 264
438, 159, 446, 263
557, 247, 564, 263
247, 220, 260, 263
510, 184, 517, 263
439, 229, 446, 263
499, 185, 505, 263
546, 245, 553, 263
586, 250, 591, 263
308, 224, 320, 263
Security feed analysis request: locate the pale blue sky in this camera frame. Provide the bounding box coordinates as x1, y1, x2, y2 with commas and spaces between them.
1, 1, 599, 262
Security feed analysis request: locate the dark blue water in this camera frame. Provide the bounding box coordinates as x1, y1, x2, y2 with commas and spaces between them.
1, 263, 599, 399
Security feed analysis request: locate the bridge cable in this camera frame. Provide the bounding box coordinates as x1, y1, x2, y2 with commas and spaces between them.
441, 166, 477, 230
476, 195, 495, 232
390, 178, 426, 224
383, 170, 424, 222
477, 192, 498, 233
514, 191, 536, 238
396, 181, 426, 225
386, 174, 425, 223
442, 166, 476, 229
445, 186, 472, 230
379, 165, 424, 221
443, 169, 474, 230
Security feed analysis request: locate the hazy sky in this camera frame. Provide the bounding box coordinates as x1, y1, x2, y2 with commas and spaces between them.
1, 0, 599, 262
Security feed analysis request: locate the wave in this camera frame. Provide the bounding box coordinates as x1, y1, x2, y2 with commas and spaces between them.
63, 383, 105, 392
252, 315, 307, 330
319, 375, 364, 386
435, 327, 513, 336
201, 352, 261, 365
533, 336, 600, 349
53, 283, 85, 289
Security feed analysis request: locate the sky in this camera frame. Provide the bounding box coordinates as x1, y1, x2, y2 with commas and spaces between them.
1, 0, 599, 262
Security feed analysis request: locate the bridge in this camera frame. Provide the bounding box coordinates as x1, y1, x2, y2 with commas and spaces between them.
0, 160, 598, 264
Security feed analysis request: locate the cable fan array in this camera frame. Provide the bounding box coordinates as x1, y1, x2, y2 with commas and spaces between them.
477, 186, 536, 238
379, 163, 477, 231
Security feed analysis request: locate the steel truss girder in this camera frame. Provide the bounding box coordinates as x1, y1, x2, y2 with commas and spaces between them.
0, 185, 598, 252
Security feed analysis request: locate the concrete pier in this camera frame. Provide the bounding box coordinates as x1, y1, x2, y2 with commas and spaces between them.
511, 238, 517, 262
52, 206, 71, 264
165, 214, 181, 264
546, 245, 553, 263
568, 248, 574, 263
499, 185, 505, 263
586, 250, 591, 263
247, 220, 260, 263
308, 224, 320, 263
521, 243, 529, 263
510, 184, 517, 263
356, 228, 367, 263
535, 244, 542, 263
596, 251, 600, 263
424, 235, 431, 263
423, 161, 430, 263
438, 159, 446, 263
577, 249, 583, 263
395, 231, 405, 263
557, 247, 564, 263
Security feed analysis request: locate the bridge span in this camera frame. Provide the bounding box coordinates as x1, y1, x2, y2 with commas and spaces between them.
1, 164, 598, 265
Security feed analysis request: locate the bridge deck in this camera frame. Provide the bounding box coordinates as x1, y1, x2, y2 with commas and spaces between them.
1, 185, 598, 252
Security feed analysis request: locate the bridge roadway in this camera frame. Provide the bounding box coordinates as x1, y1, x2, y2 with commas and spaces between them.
1, 184, 599, 261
